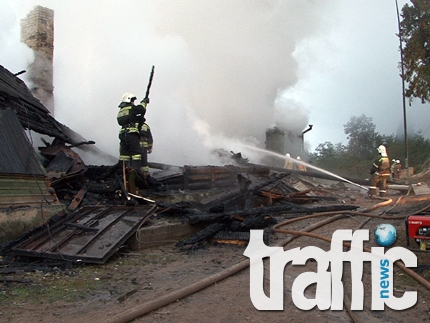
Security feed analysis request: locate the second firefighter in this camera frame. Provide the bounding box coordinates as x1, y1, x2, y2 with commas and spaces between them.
140, 121, 153, 186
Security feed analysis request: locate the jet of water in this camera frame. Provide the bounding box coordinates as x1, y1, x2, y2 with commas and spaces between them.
242, 145, 369, 192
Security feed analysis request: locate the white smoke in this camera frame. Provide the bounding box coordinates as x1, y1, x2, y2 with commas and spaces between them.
0, 2, 34, 74
2, 0, 330, 166
9, 1, 421, 167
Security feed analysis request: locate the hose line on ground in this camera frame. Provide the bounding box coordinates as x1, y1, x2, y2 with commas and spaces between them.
107, 197, 430, 323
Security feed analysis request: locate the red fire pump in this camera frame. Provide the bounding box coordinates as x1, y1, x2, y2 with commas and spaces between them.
406, 215, 430, 251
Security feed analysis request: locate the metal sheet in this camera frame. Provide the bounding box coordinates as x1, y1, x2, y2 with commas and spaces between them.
11, 205, 157, 264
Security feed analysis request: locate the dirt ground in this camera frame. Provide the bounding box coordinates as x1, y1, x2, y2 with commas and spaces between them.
1, 185, 430, 322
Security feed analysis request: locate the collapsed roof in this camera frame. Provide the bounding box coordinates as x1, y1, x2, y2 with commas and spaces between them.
0, 64, 85, 145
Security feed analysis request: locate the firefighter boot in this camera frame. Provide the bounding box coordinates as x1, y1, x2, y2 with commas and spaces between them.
143, 171, 150, 188
368, 187, 377, 198
132, 169, 147, 189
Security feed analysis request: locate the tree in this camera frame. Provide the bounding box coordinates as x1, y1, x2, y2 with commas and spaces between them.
343, 114, 381, 160
310, 114, 430, 178
310, 141, 346, 173
400, 0, 430, 103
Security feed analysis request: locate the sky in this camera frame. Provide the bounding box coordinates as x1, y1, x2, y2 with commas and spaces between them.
1, 0, 429, 166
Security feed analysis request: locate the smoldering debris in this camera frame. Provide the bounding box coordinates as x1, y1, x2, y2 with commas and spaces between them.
2, 144, 364, 264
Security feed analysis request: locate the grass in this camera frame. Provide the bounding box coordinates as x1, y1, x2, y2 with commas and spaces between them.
0, 267, 102, 306
0, 248, 183, 308
0, 218, 42, 244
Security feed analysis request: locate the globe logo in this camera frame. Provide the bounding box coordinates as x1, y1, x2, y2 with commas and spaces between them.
373, 224, 397, 247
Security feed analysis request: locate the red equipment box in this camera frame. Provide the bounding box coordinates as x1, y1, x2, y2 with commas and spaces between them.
406, 215, 430, 251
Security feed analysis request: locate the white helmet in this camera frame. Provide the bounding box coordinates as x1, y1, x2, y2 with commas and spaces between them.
297, 156, 301, 160
121, 92, 136, 103
377, 145, 387, 157
396, 159, 401, 163
286, 153, 290, 157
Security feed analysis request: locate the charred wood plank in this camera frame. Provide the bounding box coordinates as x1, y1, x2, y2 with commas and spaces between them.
188, 203, 301, 225
259, 190, 320, 204
228, 214, 277, 231
210, 230, 270, 245
176, 222, 226, 247
67, 186, 87, 211
0, 277, 32, 283
187, 203, 358, 225
95, 162, 121, 181
204, 172, 291, 211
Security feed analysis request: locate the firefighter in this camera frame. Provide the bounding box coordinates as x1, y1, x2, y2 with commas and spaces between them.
369, 145, 390, 197
139, 120, 153, 187
390, 159, 396, 180
395, 159, 402, 179
296, 156, 307, 171
284, 153, 294, 170
391, 159, 401, 180
117, 92, 148, 175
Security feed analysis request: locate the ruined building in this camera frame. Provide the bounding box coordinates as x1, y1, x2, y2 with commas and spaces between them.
20, 5, 55, 115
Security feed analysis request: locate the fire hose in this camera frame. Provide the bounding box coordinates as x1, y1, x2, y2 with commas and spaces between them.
107, 197, 430, 323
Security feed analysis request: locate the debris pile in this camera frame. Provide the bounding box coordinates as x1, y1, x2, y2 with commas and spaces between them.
0, 146, 366, 264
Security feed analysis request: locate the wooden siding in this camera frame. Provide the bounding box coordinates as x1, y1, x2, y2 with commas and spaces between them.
0, 174, 60, 207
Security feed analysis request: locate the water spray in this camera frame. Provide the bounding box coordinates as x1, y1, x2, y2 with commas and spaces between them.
240, 144, 370, 192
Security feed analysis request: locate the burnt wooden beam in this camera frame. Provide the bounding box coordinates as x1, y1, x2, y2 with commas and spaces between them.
175, 222, 226, 247
204, 171, 291, 211
67, 186, 87, 211
187, 203, 358, 225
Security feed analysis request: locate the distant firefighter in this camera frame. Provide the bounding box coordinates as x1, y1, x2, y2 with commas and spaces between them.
284, 153, 294, 170
296, 156, 307, 171
390, 159, 402, 181
369, 145, 390, 197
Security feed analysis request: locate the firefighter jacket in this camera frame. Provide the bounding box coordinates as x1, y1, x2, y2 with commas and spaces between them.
117, 102, 147, 134
370, 156, 390, 175
140, 123, 153, 149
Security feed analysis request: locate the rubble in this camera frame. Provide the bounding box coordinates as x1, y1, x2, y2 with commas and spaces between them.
1, 146, 367, 264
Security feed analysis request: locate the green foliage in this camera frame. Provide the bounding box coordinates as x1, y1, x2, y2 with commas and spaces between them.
310, 114, 430, 178
344, 114, 381, 160
400, 0, 430, 103
310, 115, 381, 178
310, 142, 345, 174
406, 132, 430, 172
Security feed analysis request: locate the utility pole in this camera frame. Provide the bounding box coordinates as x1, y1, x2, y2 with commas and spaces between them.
395, 0, 409, 183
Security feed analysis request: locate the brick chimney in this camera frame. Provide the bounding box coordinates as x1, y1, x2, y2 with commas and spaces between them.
20, 6, 55, 115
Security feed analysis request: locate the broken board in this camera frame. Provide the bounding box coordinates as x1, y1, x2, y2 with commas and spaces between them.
411, 183, 430, 196
11, 205, 157, 264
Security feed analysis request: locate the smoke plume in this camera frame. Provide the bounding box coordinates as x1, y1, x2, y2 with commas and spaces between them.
2, 1, 333, 166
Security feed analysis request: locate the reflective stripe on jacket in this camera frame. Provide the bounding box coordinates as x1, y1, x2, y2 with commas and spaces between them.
139, 123, 153, 148
117, 102, 146, 134
370, 156, 390, 175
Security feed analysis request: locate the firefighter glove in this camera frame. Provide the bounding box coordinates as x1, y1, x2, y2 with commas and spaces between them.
142, 97, 150, 104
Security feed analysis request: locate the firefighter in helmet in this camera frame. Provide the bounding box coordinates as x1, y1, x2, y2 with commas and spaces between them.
369, 145, 390, 197
296, 156, 307, 171
139, 120, 153, 187
390, 159, 402, 180
284, 153, 293, 170
117, 92, 148, 177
